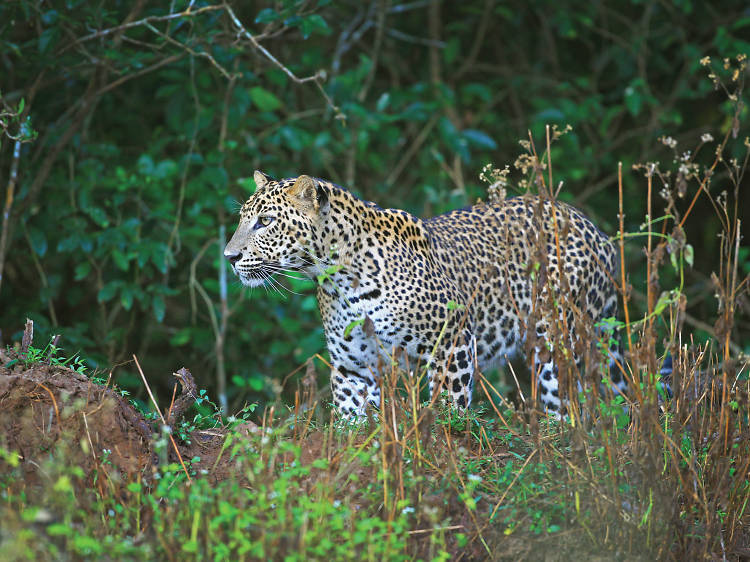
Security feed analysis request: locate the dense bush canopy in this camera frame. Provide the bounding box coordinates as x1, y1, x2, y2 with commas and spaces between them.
1, 0, 748, 412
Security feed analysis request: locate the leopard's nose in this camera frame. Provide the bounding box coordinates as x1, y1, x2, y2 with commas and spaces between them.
225, 249, 242, 265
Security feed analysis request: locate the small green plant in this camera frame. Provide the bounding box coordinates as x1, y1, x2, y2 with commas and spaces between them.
5, 337, 87, 374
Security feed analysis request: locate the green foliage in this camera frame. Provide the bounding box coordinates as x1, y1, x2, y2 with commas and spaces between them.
5, 337, 87, 375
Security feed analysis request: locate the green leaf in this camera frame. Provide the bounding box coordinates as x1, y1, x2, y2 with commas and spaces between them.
376, 93, 390, 112
684, 244, 694, 267
463, 129, 497, 150
443, 37, 460, 64
154, 159, 178, 179
4, 42, 21, 57
344, 317, 365, 339
255, 8, 279, 23
27, 227, 47, 256
85, 206, 110, 227
98, 281, 121, 303
152, 295, 165, 323
237, 177, 256, 192
57, 236, 79, 253
137, 246, 150, 268
41, 10, 59, 25
299, 14, 330, 38
46, 523, 72, 537
121, 287, 134, 311
151, 244, 170, 274
137, 154, 155, 176
74, 262, 91, 280
624, 79, 645, 117
53, 475, 73, 493
653, 291, 674, 315
170, 328, 192, 346
439, 117, 470, 162
249, 87, 282, 112
301, 295, 318, 311
112, 249, 130, 271
462, 83, 492, 102
38, 28, 56, 54
201, 165, 228, 190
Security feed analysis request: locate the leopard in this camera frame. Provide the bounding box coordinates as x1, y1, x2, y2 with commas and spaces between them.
225, 171, 625, 418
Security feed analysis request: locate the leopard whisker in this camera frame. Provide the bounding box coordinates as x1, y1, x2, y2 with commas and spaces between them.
269, 275, 301, 298
267, 275, 305, 296
260, 269, 286, 298
298, 246, 334, 268
274, 271, 309, 282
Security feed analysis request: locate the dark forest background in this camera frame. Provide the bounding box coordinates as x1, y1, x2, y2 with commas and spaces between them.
1, 0, 748, 414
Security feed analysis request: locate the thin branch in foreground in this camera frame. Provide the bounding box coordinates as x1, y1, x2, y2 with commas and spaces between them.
222, 4, 341, 116
222, 4, 321, 85
133, 354, 192, 483
0, 139, 22, 295
62, 4, 227, 52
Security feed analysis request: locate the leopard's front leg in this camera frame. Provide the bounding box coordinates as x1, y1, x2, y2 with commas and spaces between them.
329, 361, 381, 418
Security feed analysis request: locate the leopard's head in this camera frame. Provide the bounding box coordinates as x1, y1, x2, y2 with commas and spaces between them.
224, 171, 329, 287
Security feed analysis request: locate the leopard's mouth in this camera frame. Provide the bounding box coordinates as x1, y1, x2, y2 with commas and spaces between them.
235, 262, 304, 288
236, 269, 267, 288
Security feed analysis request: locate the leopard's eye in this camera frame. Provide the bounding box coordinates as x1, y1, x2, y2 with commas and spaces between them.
256, 216, 274, 229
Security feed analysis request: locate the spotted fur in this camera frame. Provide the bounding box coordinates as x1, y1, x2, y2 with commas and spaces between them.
225, 171, 622, 417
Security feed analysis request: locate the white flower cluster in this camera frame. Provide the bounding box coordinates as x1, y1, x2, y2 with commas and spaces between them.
660, 136, 678, 149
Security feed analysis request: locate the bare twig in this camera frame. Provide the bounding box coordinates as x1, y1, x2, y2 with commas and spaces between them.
96, 53, 184, 96
216, 223, 229, 415
143, 22, 235, 79
223, 4, 321, 85
0, 139, 21, 295
455, 0, 492, 80
358, 0, 389, 103
37, 383, 61, 430
388, 0, 432, 13
223, 3, 340, 116
61, 4, 226, 52
165, 55, 201, 267
385, 27, 444, 48
132, 354, 192, 483
427, 0, 442, 86
385, 113, 440, 186
21, 318, 34, 353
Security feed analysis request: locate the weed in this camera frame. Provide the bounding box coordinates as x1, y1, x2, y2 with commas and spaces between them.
4, 336, 88, 375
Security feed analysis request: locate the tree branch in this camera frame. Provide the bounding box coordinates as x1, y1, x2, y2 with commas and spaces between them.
0, 139, 21, 295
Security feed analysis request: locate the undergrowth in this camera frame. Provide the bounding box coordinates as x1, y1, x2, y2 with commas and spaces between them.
1, 55, 749, 560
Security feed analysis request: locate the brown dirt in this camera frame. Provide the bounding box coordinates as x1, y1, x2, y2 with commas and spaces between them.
0, 345, 243, 491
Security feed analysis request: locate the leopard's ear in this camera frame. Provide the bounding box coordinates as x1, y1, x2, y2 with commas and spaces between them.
288, 175, 327, 213
253, 170, 272, 191
289, 175, 315, 200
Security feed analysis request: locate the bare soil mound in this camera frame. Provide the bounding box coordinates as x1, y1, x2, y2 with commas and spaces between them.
0, 328, 242, 489
0, 347, 156, 487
